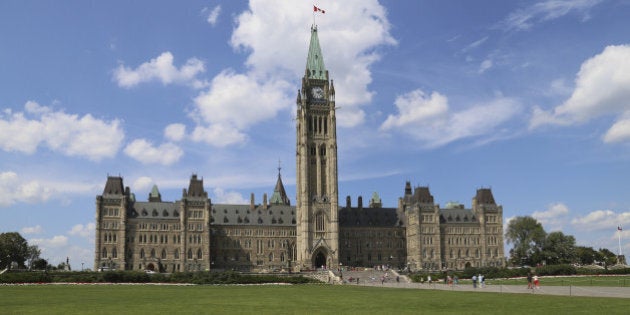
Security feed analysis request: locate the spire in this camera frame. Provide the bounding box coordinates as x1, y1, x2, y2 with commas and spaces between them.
305, 25, 327, 80
149, 184, 162, 202
270, 164, 290, 205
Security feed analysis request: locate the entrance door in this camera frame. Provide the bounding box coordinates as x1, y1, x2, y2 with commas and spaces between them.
314, 252, 326, 269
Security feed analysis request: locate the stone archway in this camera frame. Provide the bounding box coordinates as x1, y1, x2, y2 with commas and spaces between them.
313, 249, 327, 269
146, 263, 155, 271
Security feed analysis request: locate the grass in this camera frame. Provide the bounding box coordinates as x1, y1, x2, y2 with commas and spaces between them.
486, 275, 630, 287
0, 284, 628, 314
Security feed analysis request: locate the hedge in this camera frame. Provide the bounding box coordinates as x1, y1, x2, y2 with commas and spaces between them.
0, 270, 320, 285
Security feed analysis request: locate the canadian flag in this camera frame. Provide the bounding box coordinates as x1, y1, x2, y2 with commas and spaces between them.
314, 5, 325, 14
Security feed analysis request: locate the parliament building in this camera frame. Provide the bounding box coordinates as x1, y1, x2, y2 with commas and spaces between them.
94, 26, 505, 273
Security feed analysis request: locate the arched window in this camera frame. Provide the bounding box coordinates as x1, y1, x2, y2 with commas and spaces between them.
197, 249, 202, 259
112, 247, 118, 258
150, 249, 156, 258
268, 253, 273, 262
187, 249, 193, 259
140, 249, 145, 259
161, 249, 167, 259
102, 247, 107, 258
316, 212, 325, 232
174, 249, 180, 259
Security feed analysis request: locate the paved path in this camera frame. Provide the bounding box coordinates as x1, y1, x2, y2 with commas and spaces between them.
336, 270, 629, 298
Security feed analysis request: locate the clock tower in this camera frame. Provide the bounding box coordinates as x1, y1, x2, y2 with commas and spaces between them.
295, 25, 339, 270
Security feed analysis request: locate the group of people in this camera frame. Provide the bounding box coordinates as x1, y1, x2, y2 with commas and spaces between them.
471, 274, 485, 288
527, 272, 540, 289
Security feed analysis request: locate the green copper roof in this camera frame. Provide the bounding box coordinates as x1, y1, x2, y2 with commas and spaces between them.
306, 26, 327, 80
150, 185, 160, 198
270, 172, 290, 206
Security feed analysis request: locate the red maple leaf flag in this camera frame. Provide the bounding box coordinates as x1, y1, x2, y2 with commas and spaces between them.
314, 5, 325, 14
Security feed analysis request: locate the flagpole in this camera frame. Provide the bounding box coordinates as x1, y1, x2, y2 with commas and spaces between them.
617, 225, 623, 257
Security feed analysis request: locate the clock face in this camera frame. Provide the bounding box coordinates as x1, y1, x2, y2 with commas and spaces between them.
311, 86, 324, 99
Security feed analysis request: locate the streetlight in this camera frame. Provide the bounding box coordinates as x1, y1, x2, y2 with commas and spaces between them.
81, 262, 84, 271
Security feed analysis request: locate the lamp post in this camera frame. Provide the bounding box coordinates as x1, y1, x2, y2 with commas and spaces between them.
81, 262, 84, 271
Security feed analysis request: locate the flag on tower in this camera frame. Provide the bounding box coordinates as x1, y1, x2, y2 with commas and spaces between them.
619, 226, 623, 231
314, 5, 325, 14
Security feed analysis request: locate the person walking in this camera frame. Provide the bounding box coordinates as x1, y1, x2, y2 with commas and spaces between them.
533, 275, 540, 289
527, 272, 533, 289
472, 275, 477, 288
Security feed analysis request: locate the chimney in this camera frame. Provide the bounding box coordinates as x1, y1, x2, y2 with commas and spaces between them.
263, 193, 268, 209
250, 193, 255, 211
346, 196, 351, 208
358, 196, 363, 209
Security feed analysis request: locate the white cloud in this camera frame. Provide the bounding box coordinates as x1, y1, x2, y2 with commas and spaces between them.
132, 176, 154, 192
30, 235, 69, 248
529, 45, 630, 139
380, 89, 522, 148
194, 71, 291, 130
0, 101, 124, 161
213, 187, 248, 204
571, 209, 630, 231
502, 0, 602, 31
603, 114, 630, 143
123, 139, 183, 165
205, 0, 396, 132
113, 51, 206, 88
21, 225, 44, 235
164, 123, 186, 142
462, 36, 489, 52
532, 203, 570, 231
478, 59, 493, 74
205, 5, 221, 26
191, 124, 247, 147
0, 172, 54, 207
68, 223, 95, 238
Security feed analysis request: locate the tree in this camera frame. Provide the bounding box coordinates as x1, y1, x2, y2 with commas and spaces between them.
31, 258, 48, 270
575, 246, 600, 265
541, 231, 576, 265
0, 232, 30, 269
598, 248, 618, 267
505, 216, 546, 266
26, 245, 41, 270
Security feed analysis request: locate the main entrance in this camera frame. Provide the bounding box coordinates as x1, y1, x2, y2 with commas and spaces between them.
314, 251, 327, 269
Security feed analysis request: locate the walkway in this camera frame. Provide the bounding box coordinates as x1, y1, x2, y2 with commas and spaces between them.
339, 270, 630, 298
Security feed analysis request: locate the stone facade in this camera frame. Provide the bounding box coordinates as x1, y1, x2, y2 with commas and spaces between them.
94, 26, 505, 272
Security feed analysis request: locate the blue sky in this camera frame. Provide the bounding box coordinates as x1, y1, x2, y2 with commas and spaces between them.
2, 0, 630, 270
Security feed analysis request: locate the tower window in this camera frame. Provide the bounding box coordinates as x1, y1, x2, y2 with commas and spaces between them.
316, 213, 325, 232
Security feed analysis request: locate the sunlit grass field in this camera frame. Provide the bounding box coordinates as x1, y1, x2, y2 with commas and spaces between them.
0, 284, 627, 314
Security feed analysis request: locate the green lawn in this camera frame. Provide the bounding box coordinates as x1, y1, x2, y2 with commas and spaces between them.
0, 284, 627, 314
486, 275, 630, 287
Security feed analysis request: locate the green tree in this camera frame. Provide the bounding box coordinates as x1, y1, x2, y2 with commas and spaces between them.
26, 245, 41, 270
575, 246, 600, 265
598, 248, 618, 267
0, 232, 30, 269
31, 258, 48, 270
541, 231, 576, 265
505, 216, 546, 266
